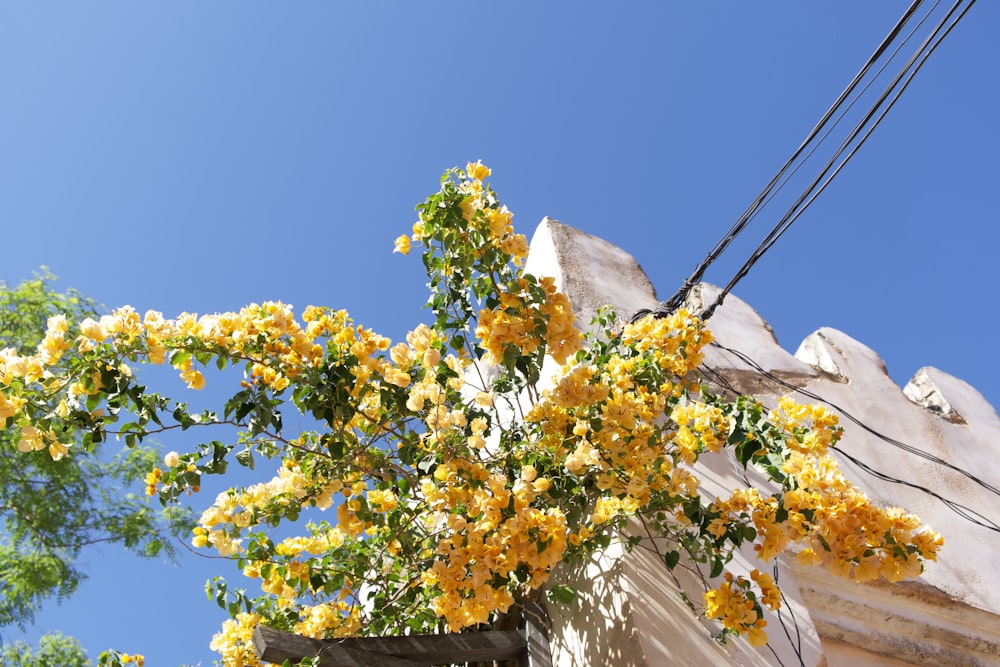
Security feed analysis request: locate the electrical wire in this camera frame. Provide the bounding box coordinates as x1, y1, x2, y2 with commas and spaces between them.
701, 0, 976, 320
711, 340, 1000, 498
835, 447, 1000, 532
730, 2, 942, 239
705, 340, 1000, 533
646, 0, 929, 318
636, 0, 977, 323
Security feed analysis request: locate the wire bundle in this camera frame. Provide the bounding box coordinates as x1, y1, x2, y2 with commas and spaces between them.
642, 0, 978, 323
705, 340, 1000, 534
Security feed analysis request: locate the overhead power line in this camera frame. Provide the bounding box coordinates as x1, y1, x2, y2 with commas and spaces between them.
700, 0, 976, 320
634, 0, 977, 323
704, 341, 1000, 534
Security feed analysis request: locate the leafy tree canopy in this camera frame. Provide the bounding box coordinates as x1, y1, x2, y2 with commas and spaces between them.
0, 271, 192, 630
0, 632, 91, 667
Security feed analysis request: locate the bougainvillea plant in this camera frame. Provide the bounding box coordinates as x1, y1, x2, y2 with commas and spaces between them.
1, 163, 942, 665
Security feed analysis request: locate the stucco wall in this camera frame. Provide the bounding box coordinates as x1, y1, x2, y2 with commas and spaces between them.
524, 218, 1000, 666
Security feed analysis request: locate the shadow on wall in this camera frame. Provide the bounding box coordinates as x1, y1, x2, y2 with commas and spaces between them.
545, 545, 647, 667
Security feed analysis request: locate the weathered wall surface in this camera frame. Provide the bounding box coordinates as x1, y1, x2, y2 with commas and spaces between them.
524, 218, 1000, 666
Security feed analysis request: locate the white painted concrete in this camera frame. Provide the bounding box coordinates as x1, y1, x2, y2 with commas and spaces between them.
525, 219, 1000, 666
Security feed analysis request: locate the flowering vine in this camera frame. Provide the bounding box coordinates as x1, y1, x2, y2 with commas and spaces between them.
0, 162, 942, 664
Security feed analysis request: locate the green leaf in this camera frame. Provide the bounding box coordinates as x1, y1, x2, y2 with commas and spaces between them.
235, 448, 255, 470
547, 584, 577, 605
327, 437, 344, 459
170, 350, 191, 369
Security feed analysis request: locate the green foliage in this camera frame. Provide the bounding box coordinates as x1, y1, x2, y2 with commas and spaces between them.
0, 271, 194, 629
0, 171, 942, 663
0, 632, 92, 667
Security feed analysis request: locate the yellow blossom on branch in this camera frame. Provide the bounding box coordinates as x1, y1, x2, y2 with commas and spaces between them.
1, 163, 942, 663
466, 160, 491, 181
393, 234, 411, 255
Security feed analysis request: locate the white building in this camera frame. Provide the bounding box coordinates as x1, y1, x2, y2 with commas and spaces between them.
525, 218, 1000, 667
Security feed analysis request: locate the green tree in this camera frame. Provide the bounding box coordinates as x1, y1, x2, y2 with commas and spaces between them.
0, 632, 91, 667
0, 271, 191, 630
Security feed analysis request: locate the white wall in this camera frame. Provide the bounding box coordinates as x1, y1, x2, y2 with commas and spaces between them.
525, 218, 1000, 666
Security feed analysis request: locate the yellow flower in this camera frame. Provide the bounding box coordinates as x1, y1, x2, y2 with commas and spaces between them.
384, 367, 411, 388
423, 347, 441, 369
48, 440, 71, 461
393, 234, 411, 255
180, 368, 205, 390
533, 477, 551, 493
466, 160, 491, 181
750, 569, 782, 611
747, 625, 769, 647
368, 488, 398, 513
0, 392, 26, 421
78, 317, 108, 342
192, 527, 209, 549
16, 425, 45, 453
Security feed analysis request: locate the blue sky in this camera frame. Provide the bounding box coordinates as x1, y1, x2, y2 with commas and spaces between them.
2, 3, 997, 665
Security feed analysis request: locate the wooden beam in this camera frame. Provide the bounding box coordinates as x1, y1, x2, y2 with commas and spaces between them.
252, 626, 421, 667
521, 615, 552, 667
253, 625, 529, 666
338, 631, 527, 664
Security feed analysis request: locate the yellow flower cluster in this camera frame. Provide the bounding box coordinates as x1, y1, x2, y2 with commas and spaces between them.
703, 572, 772, 647
194, 461, 349, 556
0, 346, 46, 385
0, 390, 26, 422
781, 452, 941, 581
475, 276, 582, 367
15, 423, 71, 460
4, 302, 343, 431
209, 613, 267, 667
524, 309, 717, 528
96, 302, 333, 392
7, 163, 944, 661
367, 488, 397, 513
398, 160, 530, 273
143, 467, 162, 497
294, 601, 361, 639
466, 160, 491, 181
768, 396, 842, 453
711, 449, 942, 585
419, 457, 568, 631
458, 161, 531, 262
38, 313, 71, 365
0, 314, 76, 459
620, 309, 713, 377
670, 400, 727, 463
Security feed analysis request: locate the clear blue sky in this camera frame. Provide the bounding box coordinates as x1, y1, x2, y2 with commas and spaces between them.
2, 3, 997, 665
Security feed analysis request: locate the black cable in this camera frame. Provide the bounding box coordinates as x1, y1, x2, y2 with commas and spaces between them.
835, 447, 1000, 532
771, 563, 805, 667
700, 0, 975, 320
744, 1, 942, 232
705, 340, 1000, 534
644, 1, 931, 319
703, 348, 1000, 532
711, 340, 1000, 498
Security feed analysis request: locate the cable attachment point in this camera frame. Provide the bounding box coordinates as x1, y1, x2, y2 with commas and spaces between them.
628, 301, 678, 323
